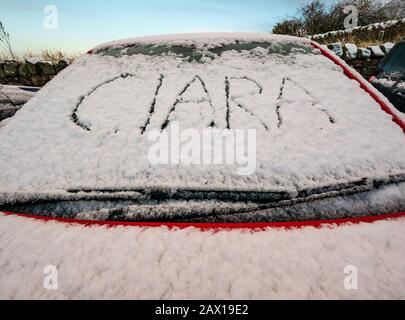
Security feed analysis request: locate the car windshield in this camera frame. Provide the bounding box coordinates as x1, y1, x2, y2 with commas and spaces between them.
97, 41, 314, 62
1, 35, 405, 223
379, 42, 405, 77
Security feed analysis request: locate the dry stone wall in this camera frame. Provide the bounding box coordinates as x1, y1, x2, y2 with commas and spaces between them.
0, 59, 69, 87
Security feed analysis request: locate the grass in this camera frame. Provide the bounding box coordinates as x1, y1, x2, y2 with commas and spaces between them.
0, 49, 81, 62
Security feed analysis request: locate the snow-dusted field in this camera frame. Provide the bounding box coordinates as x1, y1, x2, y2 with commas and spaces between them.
0, 213, 404, 300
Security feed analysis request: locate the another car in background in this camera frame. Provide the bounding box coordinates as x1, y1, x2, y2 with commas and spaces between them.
371, 41, 405, 113
0, 85, 38, 122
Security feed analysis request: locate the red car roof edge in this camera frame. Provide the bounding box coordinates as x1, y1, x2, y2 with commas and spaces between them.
311, 41, 405, 133
1, 211, 405, 230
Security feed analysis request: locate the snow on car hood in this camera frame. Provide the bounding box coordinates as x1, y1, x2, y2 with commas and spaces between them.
0, 34, 405, 206
0, 211, 404, 299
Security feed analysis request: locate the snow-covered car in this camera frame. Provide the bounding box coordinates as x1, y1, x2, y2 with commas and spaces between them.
0, 34, 405, 299
371, 41, 405, 113
0, 85, 37, 123
1, 33, 404, 222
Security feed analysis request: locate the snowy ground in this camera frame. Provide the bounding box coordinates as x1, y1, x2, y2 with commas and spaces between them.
0, 212, 404, 299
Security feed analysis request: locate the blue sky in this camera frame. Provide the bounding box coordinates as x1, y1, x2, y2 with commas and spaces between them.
0, 0, 332, 54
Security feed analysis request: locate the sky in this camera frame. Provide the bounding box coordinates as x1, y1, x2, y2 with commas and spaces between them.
0, 0, 333, 55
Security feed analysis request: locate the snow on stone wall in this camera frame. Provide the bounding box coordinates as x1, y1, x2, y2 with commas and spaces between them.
309, 18, 404, 78
310, 18, 405, 45
324, 41, 396, 79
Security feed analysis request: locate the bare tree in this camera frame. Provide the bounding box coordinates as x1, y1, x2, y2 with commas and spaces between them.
0, 21, 15, 59
298, 0, 330, 35
383, 0, 405, 19
326, 0, 390, 30
272, 0, 403, 36
273, 18, 303, 37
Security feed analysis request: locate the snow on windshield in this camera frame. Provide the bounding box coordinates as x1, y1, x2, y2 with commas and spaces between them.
0, 35, 405, 208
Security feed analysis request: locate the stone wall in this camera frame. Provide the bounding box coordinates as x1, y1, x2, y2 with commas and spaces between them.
325, 42, 394, 79
347, 57, 382, 79
310, 18, 404, 78
0, 59, 69, 87
0, 35, 399, 87
310, 18, 405, 46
